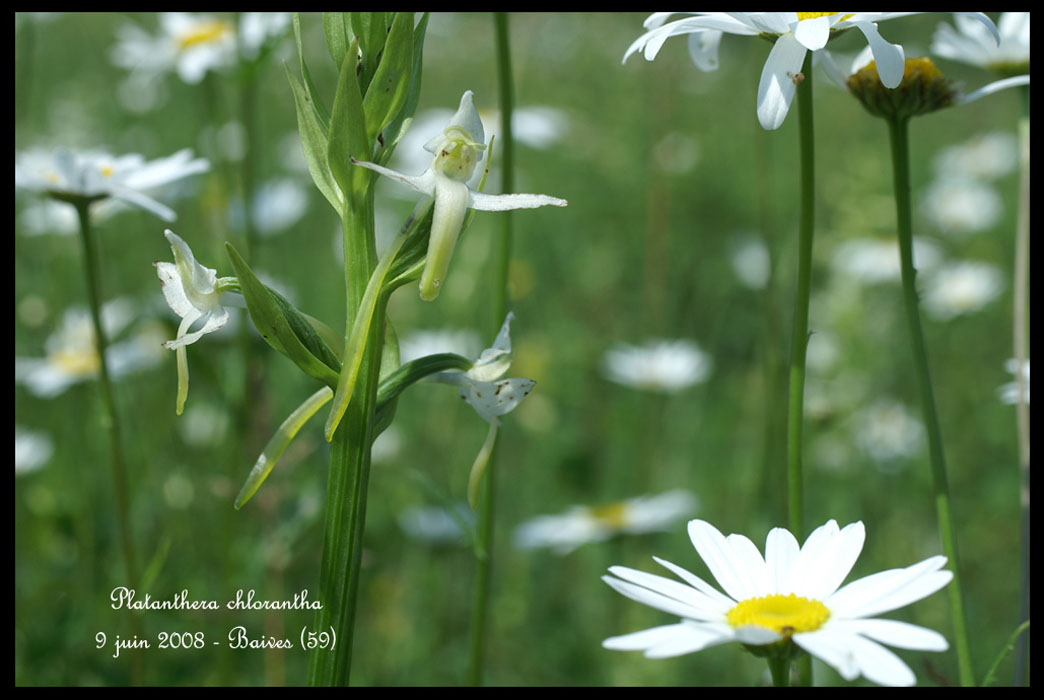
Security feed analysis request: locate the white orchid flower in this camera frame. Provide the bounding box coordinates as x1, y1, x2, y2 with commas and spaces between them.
430, 312, 535, 507
624, 12, 1000, 130
15, 147, 209, 221
350, 91, 567, 301
155, 229, 238, 414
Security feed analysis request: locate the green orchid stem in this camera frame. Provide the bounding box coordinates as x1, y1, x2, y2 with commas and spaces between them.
787, 52, 816, 689
74, 200, 142, 685
768, 657, 791, 687
467, 11, 515, 688
886, 116, 974, 687
1012, 84, 1030, 688
307, 184, 382, 686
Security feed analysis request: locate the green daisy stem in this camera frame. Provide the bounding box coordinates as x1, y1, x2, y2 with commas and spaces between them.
73, 200, 142, 685
307, 188, 382, 686
886, 115, 974, 687
1012, 84, 1030, 688
787, 51, 816, 689
767, 656, 791, 687
467, 11, 515, 687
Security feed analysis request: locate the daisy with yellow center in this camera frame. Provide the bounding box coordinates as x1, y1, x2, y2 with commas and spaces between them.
623, 12, 999, 129
602, 519, 953, 686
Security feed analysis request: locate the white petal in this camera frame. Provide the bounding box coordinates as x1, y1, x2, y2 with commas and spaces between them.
785, 519, 838, 596
764, 526, 800, 593
350, 158, 437, 196
756, 33, 806, 130
959, 75, 1031, 105
792, 15, 832, 51
793, 628, 860, 680
652, 556, 736, 611
826, 555, 951, 619
165, 307, 228, 349
834, 630, 918, 686
732, 625, 781, 645
468, 191, 567, 211
853, 21, 905, 89
829, 618, 949, 652
725, 533, 771, 597
603, 621, 732, 658
459, 377, 535, 422
601, 575, 707, 621
155, 261, 195, 319
687, 519, 756, 602
606, 565, 724, 620
111, 186, 177, 221
686, 29, 723, 71
796, 521, 865, 601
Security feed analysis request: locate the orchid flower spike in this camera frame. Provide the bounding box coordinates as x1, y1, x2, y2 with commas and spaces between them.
350, 91, 567, 301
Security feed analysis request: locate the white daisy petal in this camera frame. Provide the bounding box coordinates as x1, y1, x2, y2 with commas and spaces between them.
794, 627, 862, 680
764, 526, 800, 593
607, 565, 723, 620
800, 521, 866, 601
792, 15, 832, 51
827, 556, 951, 619
687, 519, 755, 602
831, 618, 949, 652
601, 575, 706, 621
653, 556, 736, 610
786, 519, 840, 596
725, 533, 771, 597
645, 623, 735, 658
853, 21, 906, 88
844, 631, 918, 687
756, 33, 807, 131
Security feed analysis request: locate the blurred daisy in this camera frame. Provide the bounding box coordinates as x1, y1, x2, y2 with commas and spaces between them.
251, 177, 309, 237
921, 177, 1002, 236
398, 502, 475, 545
602, 518, 952, 686
855, 399, 924, 466
155, 229, 239, 414
398, 328, 482, 364
15, 299, 164, 398
998, 359, 1030, 405
112, 13, 236, 85
625, 12, 998, 130
603, 339, 712, 393
921, 261, 1004, 320
730, 236, 770, 290
831, 237, 942, 284
933, 132, 1018, 182
15, 147, 209, 222
15, 426, 55, 476
515, 490, 698, 555
933, 12, 1029, 75
350, 90, 567, 301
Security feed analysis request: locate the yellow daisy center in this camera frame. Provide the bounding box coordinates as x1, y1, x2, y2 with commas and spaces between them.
795, 12, 855, 22
586, 502, 630, 529
176, 19, 233, 51
727, 593, 830, 636
99, 165, 114, 178
51, 347, 101, 377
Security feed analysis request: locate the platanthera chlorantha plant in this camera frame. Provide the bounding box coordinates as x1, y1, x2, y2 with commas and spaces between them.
152, 13, 566, 686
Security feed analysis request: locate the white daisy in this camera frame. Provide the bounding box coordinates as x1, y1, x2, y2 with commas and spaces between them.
730, 236, 770, 290
350, 90, 567, 301
602, 339, 712, 393
603, 518, 952, 686
515, 490, 699, 555
921, 178, 1002, 236
921, 261, 1004, 321
932, 12, 1029, 74
624, 12, 998, 130
111, 13, 237, 86
998, 358, 1030, 406
155, 229, 238, 414
15, 300, 165, 398
15, 426, 55, 476
933, 132, 1018, 182
15, 147, 209, 222
831, 237, 942, 284
855, 399, 925, 467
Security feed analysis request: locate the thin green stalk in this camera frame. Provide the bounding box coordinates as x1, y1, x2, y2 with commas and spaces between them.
787, 52, 816, 688
74, 200, 142, 685
1012, 84, 1030, 688
468, 11, 514, 687
768, 657, 791, 687
886, 116, 974, 687
308, 187, 381, 686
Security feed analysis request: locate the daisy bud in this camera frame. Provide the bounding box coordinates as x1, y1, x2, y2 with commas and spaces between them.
847, 57, 958, 120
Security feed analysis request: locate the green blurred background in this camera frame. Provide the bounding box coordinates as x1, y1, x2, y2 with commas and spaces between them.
15, 12, 1026, 686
